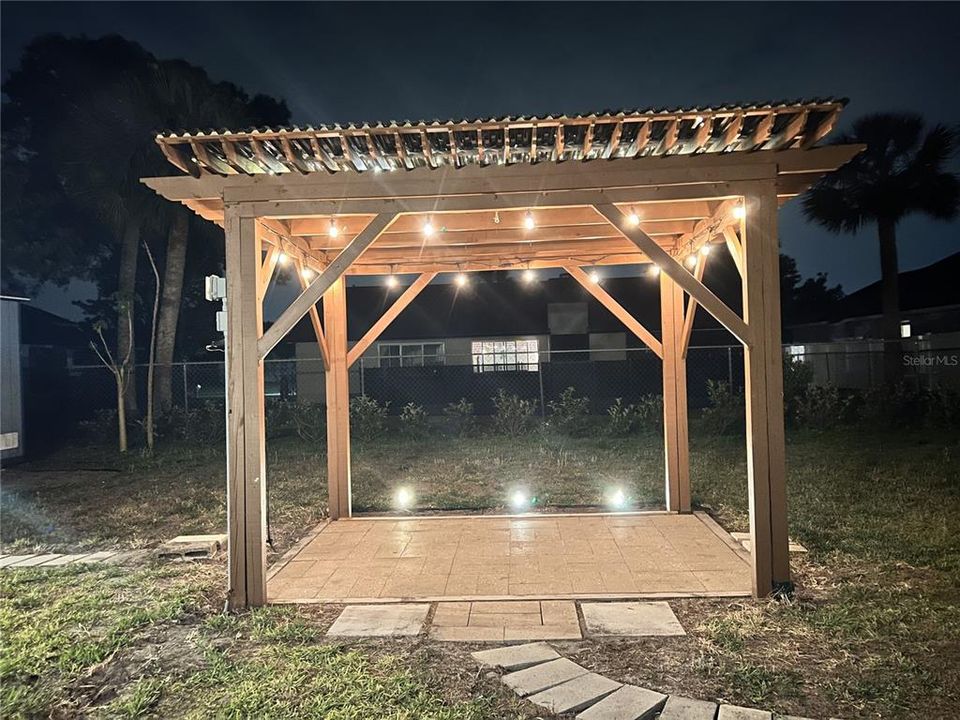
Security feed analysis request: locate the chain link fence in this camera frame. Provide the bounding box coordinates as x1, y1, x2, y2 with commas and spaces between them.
51, 343, 959, 428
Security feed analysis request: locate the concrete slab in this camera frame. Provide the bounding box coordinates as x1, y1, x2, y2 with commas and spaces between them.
528, 672, 621, 714
76, 551, 117, 564
658, 695, 719, 720
11, 554, 63, 567
0, 555, 36, 568
576, 684, 667, 720
581, 601, 685, 637
502, 657, 589, 697
327, 604, 429, 637
472, 642, 560, 670
41, 554, 91, 566
717, 705, 772, 719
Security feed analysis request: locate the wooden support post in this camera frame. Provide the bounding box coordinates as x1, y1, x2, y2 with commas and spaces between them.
324, 277, 351, 520
741, 184, 791, 597
224, 207, 268, 609
660, 273, 690, 513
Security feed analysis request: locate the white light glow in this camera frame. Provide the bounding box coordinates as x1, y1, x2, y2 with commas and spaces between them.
733, 205, 746, 220
608, 487, 627, 509
422, 220, 436, 237
648, 264, 661, 278
700, 244, 712, 256
301, 267, 314, 280
386, 274, 399, 289
522, 269, 536, 283
626, 210, 641, 226
395, 487, 414, 510
455, 272, 469, 287
523, 211, 536, 230
685, 255, 697, 269
278, 252, 289, 265
589, 271, 601, 284
510, 490, 529, 512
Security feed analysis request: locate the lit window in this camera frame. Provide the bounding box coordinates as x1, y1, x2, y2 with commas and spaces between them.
471, 338, 539, 373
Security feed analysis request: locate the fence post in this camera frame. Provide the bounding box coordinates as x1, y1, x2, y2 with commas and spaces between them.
538, 359, 547, 417
360, 357, 365, 397
182, 363, 189, 413
727, 346, 734, 386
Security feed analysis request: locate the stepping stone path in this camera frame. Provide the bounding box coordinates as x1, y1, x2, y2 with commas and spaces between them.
431, 600, 581, 641
581, 601, 686, 637
473, 641, 828, 719
0, 550, 151, 569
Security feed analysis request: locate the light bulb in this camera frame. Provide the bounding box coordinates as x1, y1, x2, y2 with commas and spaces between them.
608, 487, 627, 509
301, 267, 314, 280
386, 275, 399, 289
510, 490, 528, 511
395, 487, 414, 509
522, 269, 536, 283
455, 273, 468, 287
589, 271, 601, 284
422, 220, 435, 237
685, 255, 697, 269
523, 211, 536, 230
328, 219, 339, 238
278, 252, 289, 265
733, 205, 746, 220
648, 264, 661, 278
700, 244, 712, 256
626, 210, 641, 226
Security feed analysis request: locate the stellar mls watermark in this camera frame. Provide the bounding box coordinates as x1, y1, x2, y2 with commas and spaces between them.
903, 353, 959, 367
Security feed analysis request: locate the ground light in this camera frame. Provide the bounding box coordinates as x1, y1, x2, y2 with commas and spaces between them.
606, 487, 627, 510
510, 490, 530, 512
395, 487, 414, 510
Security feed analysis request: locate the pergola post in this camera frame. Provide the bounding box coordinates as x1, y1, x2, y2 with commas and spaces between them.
224, 208, 268, 608
659, 273, 691, 512
324, 277, 352, 520
741, 184, 791, 595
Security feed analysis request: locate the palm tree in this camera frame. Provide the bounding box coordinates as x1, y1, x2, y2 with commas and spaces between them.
803, 113, 959, 381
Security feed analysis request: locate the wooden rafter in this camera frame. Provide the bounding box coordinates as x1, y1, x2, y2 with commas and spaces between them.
593, 203, 752, 347
259, 244, 280, 296
680, 251, 708, 358
564, 264, 663, 358
723, 226, 745, 278
347, 272, 436, 367
292, 257, 330, 370
257, 213, 395, 359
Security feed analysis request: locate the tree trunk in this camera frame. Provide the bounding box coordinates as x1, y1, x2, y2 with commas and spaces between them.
155, 212, 189, 412
116, 376, 128, 453
878, 217, 903, 383
117, 220, 141, 414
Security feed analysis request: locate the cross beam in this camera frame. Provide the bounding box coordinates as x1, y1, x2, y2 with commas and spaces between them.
347, 273, 436, 368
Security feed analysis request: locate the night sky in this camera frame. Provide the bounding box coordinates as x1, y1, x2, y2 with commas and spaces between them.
3, 1, 959, 320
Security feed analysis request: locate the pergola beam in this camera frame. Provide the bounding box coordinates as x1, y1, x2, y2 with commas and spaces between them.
292, 257, 330, 371
257, 213, 395, 360
347, 272, 437, 368
564, 265, 663, 358
593, 203, 752, 347
680, 252, 708, 358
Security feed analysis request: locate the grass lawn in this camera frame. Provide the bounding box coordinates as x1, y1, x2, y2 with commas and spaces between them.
2, 425, 959, 718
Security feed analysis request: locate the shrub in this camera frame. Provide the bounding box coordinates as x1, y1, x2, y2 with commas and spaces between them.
399, 402, 430, 438
605, 395, 663, 436
700, 380, 744, 435
288, 402, 326, 443
492, 389, 537, 435
443, 398, 477, 437
548, 387, 591, 436
350, 395, 389, 440
154, 401, 226, 445
792, 384, 854, 429
858, 383, 960, 430
783, 356, 815, 423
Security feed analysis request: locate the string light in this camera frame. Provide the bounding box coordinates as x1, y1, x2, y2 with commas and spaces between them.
386, 274, 399, 289
700, 244, 712, 256
328, 219, 339, 238
648, 264, 661, 278
523, 211, 536, 230
733, 204, 746, 220
278, 252, 289, 265
522, 269, 536, 283
455, 272, 469, 287
685, 255, 697, 269
301, 267, 315, 280
422, 220, 436, 237
589, 270, 601, 284
626, 209, 641, 226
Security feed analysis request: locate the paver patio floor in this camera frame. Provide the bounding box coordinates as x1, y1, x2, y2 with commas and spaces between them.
267, 512, 751, 603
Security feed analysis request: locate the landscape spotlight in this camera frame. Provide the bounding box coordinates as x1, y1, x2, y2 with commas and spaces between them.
732, 205, 746, 220
607, 487, 627, 510
455, 272, 469, 288
510, 490, 529, 512
395, 487, 414, 510
386, 274, 399, 289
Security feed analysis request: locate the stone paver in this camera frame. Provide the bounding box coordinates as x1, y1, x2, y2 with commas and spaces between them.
502, 657, 589, 697
430, 600, 582, 641
717, 706, 772, 719
41, 554, 92, 566
576, 684, 667, 720
527, 672, 621, 714
472, 642, 560, 670
658, 695, 719, 719
327, 603, 429, 637
77, 551, 118, 563
581, 601, 685, 637
0, 555, 36, 568
11, 553, 63, 567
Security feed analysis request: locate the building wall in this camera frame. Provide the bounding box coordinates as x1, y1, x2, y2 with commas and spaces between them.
1, 299, 24, 460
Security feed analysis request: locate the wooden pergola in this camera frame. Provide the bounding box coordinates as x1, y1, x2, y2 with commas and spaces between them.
144, 100, 863, 609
